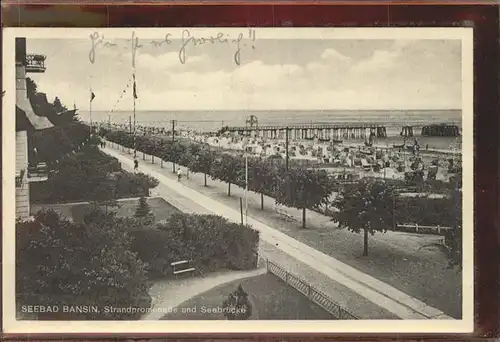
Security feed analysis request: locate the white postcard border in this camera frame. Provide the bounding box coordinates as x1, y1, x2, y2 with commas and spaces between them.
2, 27, 474, 334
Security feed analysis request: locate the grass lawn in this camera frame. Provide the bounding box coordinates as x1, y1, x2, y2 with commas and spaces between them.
161, 273, 334, 320
31, 197, 180, 224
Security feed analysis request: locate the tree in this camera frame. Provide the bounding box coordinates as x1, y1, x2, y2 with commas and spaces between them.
114, 172, 158, 199
31, 145, 158, 204
188, 148, 216, 187
210, 154, 245, 197
247, 159, 281, 210
16, 210, 152, 320
90, 176, 118, 214
26, 77, 38, 97
53, 96, 67, 113
222, 284, 252, 320
31, 119, 89, 167
135, 197, 151, 218
170, 142, 187, 173
275, 168, 335, 228
38, 146, 110, 202
331, 179, 394, 256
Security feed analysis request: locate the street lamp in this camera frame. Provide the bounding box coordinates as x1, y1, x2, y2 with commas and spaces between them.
245, 150, 249, 225
243, 141, 250, 225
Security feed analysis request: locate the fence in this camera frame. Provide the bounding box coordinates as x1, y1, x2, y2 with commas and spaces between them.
396, 224, 452, 235
265, 259, 359, 320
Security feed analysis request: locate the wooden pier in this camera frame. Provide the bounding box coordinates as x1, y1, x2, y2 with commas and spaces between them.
222, 123, 388, 140
421, 124, 460, 137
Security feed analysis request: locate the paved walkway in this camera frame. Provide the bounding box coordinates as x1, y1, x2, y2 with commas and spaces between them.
144, 268, 267, 320
102, 144, 453, 320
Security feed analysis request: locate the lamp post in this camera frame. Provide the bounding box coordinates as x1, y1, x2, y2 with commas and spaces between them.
243, 139, 250, 225
285, 127, 289, 171
245, 151, 248, 225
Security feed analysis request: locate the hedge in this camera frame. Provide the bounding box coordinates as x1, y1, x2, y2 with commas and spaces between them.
31, 145, 157, 204
16, 210, 151, 320
394, 196, 461, 227
129, 213, 259, 277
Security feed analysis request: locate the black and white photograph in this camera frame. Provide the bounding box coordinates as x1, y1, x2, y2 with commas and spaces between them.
2, 27, 473, 334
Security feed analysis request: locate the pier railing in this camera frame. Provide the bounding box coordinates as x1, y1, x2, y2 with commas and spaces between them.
265, 259, 359, 320
226, 123, 386, 131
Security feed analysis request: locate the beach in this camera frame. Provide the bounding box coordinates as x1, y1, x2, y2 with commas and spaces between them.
86, 109, 461, 151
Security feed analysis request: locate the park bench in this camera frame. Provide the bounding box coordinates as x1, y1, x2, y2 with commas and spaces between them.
171, 260, 195, 277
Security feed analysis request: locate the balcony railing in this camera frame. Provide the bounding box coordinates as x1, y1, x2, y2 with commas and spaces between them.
28, 162, 48, 182
15, 169, 25, 188
25, 54, 46, 73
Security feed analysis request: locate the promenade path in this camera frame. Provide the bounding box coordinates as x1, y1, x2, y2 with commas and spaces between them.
143, 268, 267, 320
102, 144, 453, 320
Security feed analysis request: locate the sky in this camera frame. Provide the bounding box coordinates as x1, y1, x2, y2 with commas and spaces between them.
26, 37, 462, 111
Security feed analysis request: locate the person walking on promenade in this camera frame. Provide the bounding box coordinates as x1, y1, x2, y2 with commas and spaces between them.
177, 168, 183, 181
134, 158, 139, 172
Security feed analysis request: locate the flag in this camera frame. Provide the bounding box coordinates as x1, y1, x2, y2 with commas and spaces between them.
133, 74, 138, 99
90, 91, 96, 102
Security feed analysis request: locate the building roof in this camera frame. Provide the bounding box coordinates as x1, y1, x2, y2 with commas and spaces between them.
16, 106, 31, 132
16, 97, 54, 132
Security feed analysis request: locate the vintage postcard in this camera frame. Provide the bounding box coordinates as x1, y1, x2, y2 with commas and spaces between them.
2, 27, 473, 334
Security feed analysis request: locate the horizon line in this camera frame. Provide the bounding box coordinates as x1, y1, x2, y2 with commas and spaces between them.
78, 108, 462, 112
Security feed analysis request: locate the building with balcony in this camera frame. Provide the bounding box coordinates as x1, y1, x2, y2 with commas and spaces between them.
15, 38, 53, 220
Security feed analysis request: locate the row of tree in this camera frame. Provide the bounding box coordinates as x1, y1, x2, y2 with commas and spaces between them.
25, 77, 95, 168
27, 77, 70, 121
103, 129, 336, 228
102, 129, 460, 230
30, 121, 92, 168
101, 129, 462, 265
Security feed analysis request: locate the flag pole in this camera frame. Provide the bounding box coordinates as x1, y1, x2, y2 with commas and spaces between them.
89, 87, 92, 137
133, 73, 137, 159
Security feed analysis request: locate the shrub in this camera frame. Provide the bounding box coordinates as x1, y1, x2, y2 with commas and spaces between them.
394, 194, 462, 228
16, 210, 151, 320
135, 197, 151, 218
31, 146, 158, 203
130, 213, 259, 276
222, 284, 253, 320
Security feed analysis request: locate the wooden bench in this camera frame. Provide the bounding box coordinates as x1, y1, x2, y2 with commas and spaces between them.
171, 260, 195, 277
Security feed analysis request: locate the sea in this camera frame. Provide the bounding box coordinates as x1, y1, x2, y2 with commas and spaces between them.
81, 109, 462, 150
